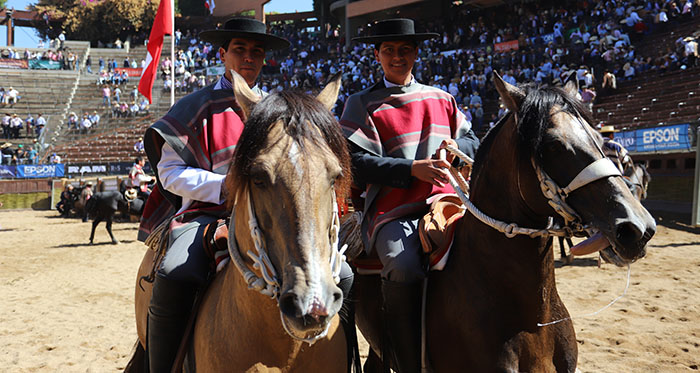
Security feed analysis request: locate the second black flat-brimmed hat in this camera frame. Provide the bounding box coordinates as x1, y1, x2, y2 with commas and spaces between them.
352, 18, 438, 44
199, 18, 290, 51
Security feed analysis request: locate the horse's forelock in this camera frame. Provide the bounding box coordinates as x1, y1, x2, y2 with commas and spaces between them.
517, 84, 593, 161
226, 90, 351, 209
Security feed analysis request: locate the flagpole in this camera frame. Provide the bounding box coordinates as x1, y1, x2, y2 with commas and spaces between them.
170, 0, 175, 107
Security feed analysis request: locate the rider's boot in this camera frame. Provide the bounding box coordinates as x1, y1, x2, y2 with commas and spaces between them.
338, 271, 361, 373
147, 276, 197, 373
382, 279, 423, 373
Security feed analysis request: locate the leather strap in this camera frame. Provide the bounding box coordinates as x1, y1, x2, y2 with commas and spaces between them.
562, 158, 621, 196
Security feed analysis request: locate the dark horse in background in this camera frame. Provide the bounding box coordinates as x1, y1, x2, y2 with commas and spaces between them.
85, 180, 149, 244
355, 74, 656, 372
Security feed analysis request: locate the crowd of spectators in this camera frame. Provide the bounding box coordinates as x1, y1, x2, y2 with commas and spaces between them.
155, 0, 697, 132
2, 112, 45, 139
1, 141, 39, 165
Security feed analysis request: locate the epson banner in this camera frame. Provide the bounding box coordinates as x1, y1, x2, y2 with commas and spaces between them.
16, 164, 65, 178
614, 124, 692, 153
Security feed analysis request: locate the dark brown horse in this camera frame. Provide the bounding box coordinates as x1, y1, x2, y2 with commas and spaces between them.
127, 73, 354, 372
354, 74, 656, 372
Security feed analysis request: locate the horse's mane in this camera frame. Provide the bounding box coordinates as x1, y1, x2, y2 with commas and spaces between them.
226, 90, 351, 207
473, 84, 593, 177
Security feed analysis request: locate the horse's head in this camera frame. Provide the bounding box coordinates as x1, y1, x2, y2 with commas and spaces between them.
226, 71, 351, 341
492, 73, 655, 266
624, 163, 650, 201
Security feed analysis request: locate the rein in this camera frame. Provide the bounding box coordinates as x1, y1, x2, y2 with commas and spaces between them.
227, 188, 348, 344
442, 145, 621, 238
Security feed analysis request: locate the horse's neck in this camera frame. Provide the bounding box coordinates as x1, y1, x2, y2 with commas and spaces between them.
459, 119, 558, 313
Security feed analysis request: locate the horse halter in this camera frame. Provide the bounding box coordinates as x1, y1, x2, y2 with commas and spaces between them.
442, 141, 621, 239
533, 156, 621, 236
227, 188, 348, 344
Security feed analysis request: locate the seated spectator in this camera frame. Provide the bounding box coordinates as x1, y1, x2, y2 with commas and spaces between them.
622, 62, 636, 79
89, 111, 100, 127
2, 87, 19, 106
138, 98, 150, 114
134, 137, 145, 153
67, 112, 78, 130
49, 152, 61, 164
80, 114, 92, 134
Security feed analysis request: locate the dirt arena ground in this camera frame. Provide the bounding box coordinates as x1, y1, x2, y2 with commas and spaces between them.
0, 209, 698, 372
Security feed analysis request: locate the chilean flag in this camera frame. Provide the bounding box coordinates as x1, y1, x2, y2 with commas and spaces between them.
138, 0, 173, 104
204, 0, 215, 14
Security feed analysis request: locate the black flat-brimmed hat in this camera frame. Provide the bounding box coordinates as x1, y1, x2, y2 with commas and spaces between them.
352, 18, 438, 44
199, 18, 290, 51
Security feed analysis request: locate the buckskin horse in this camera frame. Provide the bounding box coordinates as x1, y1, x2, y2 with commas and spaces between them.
126, 73, 354, 372
354, 73, 656, 372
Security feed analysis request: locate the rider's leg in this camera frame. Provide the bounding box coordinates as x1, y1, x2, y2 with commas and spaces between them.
375, 216, 426, 373
147, 215, 217, 373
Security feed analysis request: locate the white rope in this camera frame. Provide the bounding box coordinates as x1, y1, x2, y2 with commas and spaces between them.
537, 264, 631, 326
441, 146, 577, 238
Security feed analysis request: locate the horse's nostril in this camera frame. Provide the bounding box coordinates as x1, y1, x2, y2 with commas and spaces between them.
333, 290, 342, 304
616, 222, 643, 247
279, 292, 303, 319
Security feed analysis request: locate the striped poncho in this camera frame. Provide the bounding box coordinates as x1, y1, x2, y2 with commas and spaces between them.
137, 84, 250, 242
340, 81, 474, 251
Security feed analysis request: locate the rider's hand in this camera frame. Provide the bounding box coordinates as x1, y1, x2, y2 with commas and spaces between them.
435, 139, 459, 165
411, 159, 451, 187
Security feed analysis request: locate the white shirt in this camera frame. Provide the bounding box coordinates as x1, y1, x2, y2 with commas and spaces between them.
158, 76, 260, 214
158, 143, 226, 214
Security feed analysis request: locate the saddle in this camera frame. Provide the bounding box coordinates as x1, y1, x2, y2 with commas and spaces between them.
351, 194, 465, 274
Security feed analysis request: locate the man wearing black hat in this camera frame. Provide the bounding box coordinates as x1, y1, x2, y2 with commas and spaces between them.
340, 18, 480, 373
137, 18, 289, 372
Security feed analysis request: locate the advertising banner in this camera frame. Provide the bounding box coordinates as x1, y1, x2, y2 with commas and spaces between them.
108, 162, 153, 175
494, 40, 519, 53
16, 164, 65, 178
0, 58, 28, 69
66, 164, 109, 176
29, 59, 63, 70
0, 165, 17, 178
615, 123, 692, 153
206, 65, 225, 76
115, 67, 144, 77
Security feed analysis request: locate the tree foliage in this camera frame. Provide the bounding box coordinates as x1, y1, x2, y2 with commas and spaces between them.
33, 0, 161, 45
0, 1, 7, 11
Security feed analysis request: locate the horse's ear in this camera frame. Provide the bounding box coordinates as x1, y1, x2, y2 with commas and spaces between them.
563, 72, 581, 100
317, 73, 341, 111
493, 71, 524, 113
231, 69, 260, 121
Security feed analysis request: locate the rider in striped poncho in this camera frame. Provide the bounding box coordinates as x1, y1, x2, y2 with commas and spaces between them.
340, 19, 480, 373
